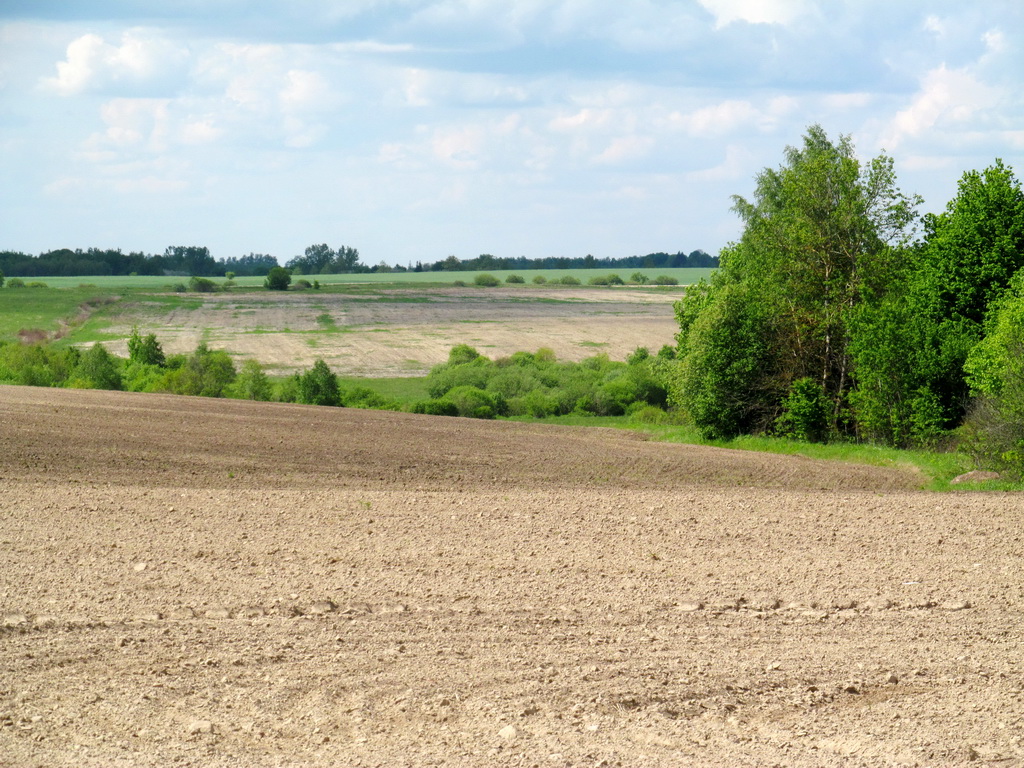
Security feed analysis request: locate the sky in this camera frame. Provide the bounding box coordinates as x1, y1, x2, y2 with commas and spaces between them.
1, 1, 1022, 266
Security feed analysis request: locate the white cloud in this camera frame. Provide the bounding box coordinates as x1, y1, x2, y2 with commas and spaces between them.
43, 29, 189, 95
883, 64, 1001, 148
697, 0, 813, 29
91, 98, 172, 150
280, 69, 334, 113
594, 134, 654, 165
686, 143, 753, 182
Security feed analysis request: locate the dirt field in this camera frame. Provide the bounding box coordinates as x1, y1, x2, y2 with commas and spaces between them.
103, 287, 684, 376
2, 385, 1023, 767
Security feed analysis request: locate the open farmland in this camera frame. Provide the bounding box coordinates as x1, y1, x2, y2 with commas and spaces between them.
2, 385, 1023, 767
93, 285, 687, 376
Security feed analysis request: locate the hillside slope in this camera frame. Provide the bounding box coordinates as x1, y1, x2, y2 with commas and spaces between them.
1, 386, 1020, 767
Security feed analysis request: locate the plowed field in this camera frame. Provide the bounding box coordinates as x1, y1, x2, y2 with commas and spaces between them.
2, 386, 1022, 767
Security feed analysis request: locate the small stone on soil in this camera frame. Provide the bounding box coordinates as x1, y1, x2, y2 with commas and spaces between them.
188, 720, 214, 735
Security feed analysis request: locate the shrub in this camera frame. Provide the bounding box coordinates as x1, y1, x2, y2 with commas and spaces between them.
505, 274, 525, 284
474, 273, 500, 287
448, 344, 481, 366
443, 385, 508, 419
629, 404, 669, 424
558, 276, 581, 285
426, 357, 491, 398
294, 279, 312, 290
26, 281, 48, 288
775, 377, 830, 442
162, 343, 237, 397
341, 386, 397, 410
453, 280, 466, 287
264, 266, 291, 291
232, 359, 272, 401
653, 275, 679, 286
535, 347, 557, 363
122, 361, 166, 393
509, 389, 557, 418
67, 343, 122, 390
172, 283, 188, 292
532, 275, 547, 284
627, 347, 650, 365
486, 366, 542, 398
6, 277, 25, 288
607, 274, 624, 285
189, 276, 217, 293
0, 343, 79, 386
275, 374, 301, 403
630, 272, 650, 285
0, 269, 4, 288
588, 275, 609, 286
127, 327, 165, 367
411, 399, 459, 416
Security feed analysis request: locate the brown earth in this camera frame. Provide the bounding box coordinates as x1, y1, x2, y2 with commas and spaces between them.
101, 286, 685, 376
1, 385, 1023, 767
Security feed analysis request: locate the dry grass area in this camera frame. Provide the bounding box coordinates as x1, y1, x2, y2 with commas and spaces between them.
104, 287, 684, 375
2, 385, 1023, 767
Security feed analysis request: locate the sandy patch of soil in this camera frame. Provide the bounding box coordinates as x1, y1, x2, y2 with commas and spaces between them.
2, 386, 1022, 767
103, 288, 684, 376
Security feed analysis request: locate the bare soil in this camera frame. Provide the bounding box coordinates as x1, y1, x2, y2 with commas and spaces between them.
2, 385, 1023, 767
104, 287, 684, 376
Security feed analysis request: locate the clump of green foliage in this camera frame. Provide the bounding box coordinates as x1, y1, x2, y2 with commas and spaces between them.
264, 267, 291, 291
474, 273, 500, 287
189, 276, 218, 293
417, 343, 672, 421
671, 125, 1024, 477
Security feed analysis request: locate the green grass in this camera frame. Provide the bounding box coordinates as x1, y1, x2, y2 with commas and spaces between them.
315, 312, 337, 330
0, 286, 121, 343
336, 375, 430, 401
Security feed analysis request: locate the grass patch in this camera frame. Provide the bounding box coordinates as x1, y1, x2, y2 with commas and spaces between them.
0, 286, 122, 343
335, 375, 430, 402
315, 313, 337, 330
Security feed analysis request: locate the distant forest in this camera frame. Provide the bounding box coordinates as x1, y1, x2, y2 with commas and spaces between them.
0, 245, 717, 278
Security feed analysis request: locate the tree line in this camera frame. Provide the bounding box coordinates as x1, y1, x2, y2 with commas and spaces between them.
0, 247, 279, 278
672, 125, 1024, 476
0, 243, 715, 279
413, 250, 717, 273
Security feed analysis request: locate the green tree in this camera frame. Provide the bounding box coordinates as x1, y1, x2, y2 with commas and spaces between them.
233, 359, 272, 401
164, 343, 236, 397
0, 269, 4, 288
264, 266, 291, 291
298, 359, 341, 406
910, 160, 1024, 424
68, 343, 122, 390
675, 125, 921, 440
127, 327, 166, 367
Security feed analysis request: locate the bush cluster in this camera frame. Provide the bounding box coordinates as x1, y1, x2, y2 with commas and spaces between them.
412, 344, 674, 420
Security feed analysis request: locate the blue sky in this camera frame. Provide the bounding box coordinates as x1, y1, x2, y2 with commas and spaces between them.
1, 1, 1021, 266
